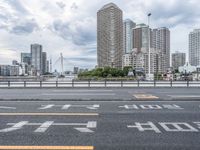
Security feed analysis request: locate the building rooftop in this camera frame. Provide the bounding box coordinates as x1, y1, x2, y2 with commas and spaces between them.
134, 23, 148, 29
100, 3, 120, 10
190, 29, 200, 33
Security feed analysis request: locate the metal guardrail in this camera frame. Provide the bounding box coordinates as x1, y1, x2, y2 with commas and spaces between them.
0, 80, 200, 88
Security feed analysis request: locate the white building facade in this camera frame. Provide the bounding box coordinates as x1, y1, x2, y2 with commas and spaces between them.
123, 19, 136, 54
189, 29, 200, 66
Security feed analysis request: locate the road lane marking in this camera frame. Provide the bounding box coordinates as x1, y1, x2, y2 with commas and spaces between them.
0, 146, 94, 150
0, 106, 16, 109
42, 93, 115, 96
168, 95, 200, 98
39, 104, 100, 110
53, 90, 113, 92
34, 121, 54, 133
128, 122, 200, 133
0, 113, 99, 116
1, 121, 97, 133
119, 104, 184, 110
133, 94, 159, 99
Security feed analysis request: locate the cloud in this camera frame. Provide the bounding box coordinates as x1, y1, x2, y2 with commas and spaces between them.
126, 0, 200, 27
71, 2, 78, 10
0, 0, 39, 35
50, 17, 96, 45
9, 19, 39, 35
56, 1, 66, 9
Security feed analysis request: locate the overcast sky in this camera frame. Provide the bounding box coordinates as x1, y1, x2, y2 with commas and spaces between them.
0, 0, 200, 71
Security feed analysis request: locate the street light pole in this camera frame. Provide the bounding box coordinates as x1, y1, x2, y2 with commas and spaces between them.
148, 13, 151, 80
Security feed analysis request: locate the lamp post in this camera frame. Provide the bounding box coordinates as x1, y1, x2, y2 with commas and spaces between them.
147, 13, 152, 80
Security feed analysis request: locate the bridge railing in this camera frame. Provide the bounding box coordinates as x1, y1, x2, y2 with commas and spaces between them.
0, 80, 200, 88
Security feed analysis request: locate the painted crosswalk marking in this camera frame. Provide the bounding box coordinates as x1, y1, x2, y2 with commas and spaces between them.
0, 121, 97, 133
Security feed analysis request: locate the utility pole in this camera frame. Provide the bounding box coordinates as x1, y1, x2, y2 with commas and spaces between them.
146, 13, 153, 80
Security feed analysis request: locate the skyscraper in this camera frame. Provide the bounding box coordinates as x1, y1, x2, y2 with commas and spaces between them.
21, 53, 31, 65
152, 27, 170, 72
42, 52, 47, 74
133, 24, 151, 53
172, 52, 186, 70
97, 3, 123, 68
189, 29, 200, 66
31, 44, 43, 75
123, 19, 136, 54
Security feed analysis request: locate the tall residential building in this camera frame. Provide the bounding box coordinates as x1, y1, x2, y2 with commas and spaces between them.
172, 52, 186, 70
189, 29, 200, 66
42, 52, 47, 74
123, 19, 136, 54
31, 44, 43, 75
97, 3, 123, 68
133, 24, 151, 53
152, 27, 170, 72
21, 53, 31, 65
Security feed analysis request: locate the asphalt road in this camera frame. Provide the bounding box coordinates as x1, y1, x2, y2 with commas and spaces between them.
0, 100, 199, 150
0, 88, 200, 101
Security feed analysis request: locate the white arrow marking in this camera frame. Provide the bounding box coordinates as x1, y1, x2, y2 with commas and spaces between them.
0, 106, 16, 109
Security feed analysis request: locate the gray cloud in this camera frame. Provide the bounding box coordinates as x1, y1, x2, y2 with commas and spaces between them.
50, 19, 96, 45
4, 0, 29, 14
71, 2, 78, 10
67, 57, 96, 62
9, 19, 39, 35
56, 1, 66, 9
144, 0, 200, 27
0, 0, 39, 35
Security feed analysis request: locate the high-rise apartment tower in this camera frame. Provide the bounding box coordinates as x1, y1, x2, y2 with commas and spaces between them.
97, 3, 123, 68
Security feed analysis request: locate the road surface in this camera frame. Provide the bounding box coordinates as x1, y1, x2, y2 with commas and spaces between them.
0, 100, 199, 149
0, 88, 200, 101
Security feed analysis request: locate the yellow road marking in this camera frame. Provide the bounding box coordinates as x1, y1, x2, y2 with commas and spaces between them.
134, 94, 159, 99
0, 146, 94, 150
0, 113, 99, 116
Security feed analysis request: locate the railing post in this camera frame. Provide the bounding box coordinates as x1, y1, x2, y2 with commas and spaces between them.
137, 80, 140, 87
170, 80, 172, 88
154, 80, 156, 87
187, 80, 189, 88
56, 81, 58, 88
8, 81, 10, 88
24, 81, 26, 88
88, 80, 90, 88
40, 81, 42, 88
72, 79, 74, 88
